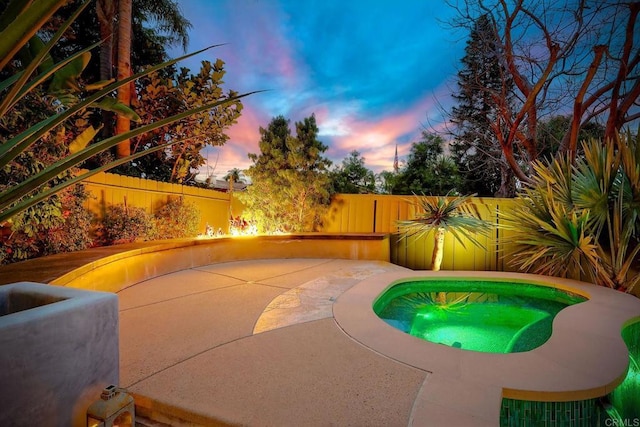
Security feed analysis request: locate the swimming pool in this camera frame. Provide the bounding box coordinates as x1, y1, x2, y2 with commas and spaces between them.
373, 280, 586, 353
333, 270, 640, 424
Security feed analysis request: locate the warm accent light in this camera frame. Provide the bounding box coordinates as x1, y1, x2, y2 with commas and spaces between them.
86, 385, 134, 427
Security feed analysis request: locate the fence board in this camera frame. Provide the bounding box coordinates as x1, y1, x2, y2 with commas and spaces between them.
325, 194, 519, 272
80, 174, 519, 271
82, 172, 231, 234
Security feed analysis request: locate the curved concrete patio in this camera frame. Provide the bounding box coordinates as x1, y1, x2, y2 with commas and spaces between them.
119, 258, 438, 426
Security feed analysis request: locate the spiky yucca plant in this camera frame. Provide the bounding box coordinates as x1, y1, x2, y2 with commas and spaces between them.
503, 136, 640, 293
397, 194, 492, 303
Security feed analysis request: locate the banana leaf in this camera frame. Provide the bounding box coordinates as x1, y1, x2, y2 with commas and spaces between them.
0, 0, 69, 71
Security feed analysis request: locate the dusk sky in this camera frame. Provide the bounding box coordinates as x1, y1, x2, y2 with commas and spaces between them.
170, 0, 467, 178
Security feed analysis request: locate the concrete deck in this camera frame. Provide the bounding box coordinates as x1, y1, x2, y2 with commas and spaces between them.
119, 258, 432, 426
118, 258, 640, 426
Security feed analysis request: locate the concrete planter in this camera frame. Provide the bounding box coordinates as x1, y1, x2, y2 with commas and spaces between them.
0, 282, 119, 427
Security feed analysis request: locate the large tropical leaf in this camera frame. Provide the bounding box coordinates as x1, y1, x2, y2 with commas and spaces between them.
0, 41, 102, 115
95, 97, 141, 122
0, 0, 68, 71
0, 92, 256, 221
504, 193, 600, 281
502, 137, 640, 293
0, 0, 92, 117
0, 44, 225, 169
572, 138, 618, 236
68, 125, 102, 154
0, 1, 257, 224
48, 51, 92, 94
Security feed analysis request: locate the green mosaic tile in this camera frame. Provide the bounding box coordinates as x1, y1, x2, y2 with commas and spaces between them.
500, 398, 604, 427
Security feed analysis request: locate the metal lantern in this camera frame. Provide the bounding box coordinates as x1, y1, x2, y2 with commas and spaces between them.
87, 385, 135, 427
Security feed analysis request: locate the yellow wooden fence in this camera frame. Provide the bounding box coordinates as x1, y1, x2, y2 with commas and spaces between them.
82, 172, 243, 234
320, 194, 519, 271
81, 174, 518, 271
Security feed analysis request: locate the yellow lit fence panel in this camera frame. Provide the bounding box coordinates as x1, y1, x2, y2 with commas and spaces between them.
321, 194, 520, 272
79, 172, 520, 272
82, 172, 232, 234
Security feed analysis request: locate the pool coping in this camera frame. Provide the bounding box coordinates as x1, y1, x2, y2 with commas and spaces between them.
334, 270, 640, 423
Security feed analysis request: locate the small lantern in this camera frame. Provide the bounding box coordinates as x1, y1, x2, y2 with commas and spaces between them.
87, 385, 135, 427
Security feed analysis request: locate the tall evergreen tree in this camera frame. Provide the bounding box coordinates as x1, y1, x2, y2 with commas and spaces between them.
449, 14, 517, 197
238, 115, 333, 233
392, 132, 461, 195
330, 150, 376, 194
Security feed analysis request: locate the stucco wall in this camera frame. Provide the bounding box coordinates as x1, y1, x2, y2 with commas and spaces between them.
0, 283, 119, 427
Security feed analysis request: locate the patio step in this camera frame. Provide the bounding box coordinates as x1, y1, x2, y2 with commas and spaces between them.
134, 400, 235, 427
135, 414, 171, 427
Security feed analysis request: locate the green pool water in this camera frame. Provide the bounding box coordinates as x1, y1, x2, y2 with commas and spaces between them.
373, 280, 587, 353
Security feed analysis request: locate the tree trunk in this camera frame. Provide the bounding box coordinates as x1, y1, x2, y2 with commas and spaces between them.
96, 0, 115, 81
559, 45, 606, 160
495, 159, 516, 198
431, 228, 445, 271
605, 3, 640, 144
97, 0, 115, 139
115, 0, 132, 158
432, 227, 446, 304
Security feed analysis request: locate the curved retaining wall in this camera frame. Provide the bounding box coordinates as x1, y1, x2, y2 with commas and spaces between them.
0, 234, 390, 293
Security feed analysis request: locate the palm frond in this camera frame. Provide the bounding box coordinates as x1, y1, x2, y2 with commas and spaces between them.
396, 193, 491, 249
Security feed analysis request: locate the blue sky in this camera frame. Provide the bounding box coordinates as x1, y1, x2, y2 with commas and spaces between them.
171, 0, 466, 177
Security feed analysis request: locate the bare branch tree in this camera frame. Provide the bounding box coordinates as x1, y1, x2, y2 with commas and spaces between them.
447, 0, 640, 182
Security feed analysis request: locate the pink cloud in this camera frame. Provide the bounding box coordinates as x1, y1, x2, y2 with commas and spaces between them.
221, 4, 302, 91
320, 93, 447, 172
198, 82, 455, 178
201, 102, 268, 177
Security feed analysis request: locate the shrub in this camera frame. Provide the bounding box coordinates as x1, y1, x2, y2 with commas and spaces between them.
0, 185, 93, 265
44, 185, 94, 254
153, 197, 201, 239
98, 204, 155, 245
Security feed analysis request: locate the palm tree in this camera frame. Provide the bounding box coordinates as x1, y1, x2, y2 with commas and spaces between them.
132, 0, 191, 51
224, 168, 242, 187
224, 168, 243, 218
95, 0, 192, 158
115, 0, 132, 158
397, 194, 492, 303
96, 0, 116, 139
